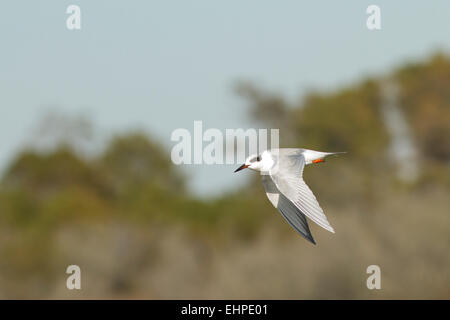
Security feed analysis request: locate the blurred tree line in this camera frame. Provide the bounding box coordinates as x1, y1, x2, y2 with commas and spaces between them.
0, 53, 448, 299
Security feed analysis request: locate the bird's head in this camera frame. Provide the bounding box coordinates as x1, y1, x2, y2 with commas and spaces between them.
234, 151, 274, 173
234, 154, 261, 172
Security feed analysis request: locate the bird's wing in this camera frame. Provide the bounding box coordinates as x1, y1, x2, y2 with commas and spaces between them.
268, 151, 335, 233
261, 174, 316, 244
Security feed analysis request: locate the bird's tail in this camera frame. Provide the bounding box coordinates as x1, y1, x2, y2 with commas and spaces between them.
324, 151, 347, 156
317, 151, 346, 162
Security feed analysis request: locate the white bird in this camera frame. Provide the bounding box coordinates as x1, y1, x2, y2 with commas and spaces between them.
234, 148, 344, 244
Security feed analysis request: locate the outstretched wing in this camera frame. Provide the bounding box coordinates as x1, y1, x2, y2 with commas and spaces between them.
268, 150, 335, 233
261, 174, 316, 244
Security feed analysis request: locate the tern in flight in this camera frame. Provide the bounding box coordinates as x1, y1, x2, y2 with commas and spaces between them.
234, 148, 344, 244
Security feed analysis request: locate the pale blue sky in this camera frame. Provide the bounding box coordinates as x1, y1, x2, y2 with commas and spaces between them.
1, 1, 450, 197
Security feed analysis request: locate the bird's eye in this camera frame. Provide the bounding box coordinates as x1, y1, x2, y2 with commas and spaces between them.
256, 156, 261, 161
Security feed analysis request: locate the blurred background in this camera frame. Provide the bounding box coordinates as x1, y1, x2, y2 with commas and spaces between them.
0, 1, 449, 299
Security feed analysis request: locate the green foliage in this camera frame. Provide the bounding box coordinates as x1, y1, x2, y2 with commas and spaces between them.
292, 80, 387, 159
394, 53, 450, 163
0, 53, 449, 298
99, 132, 185, 196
